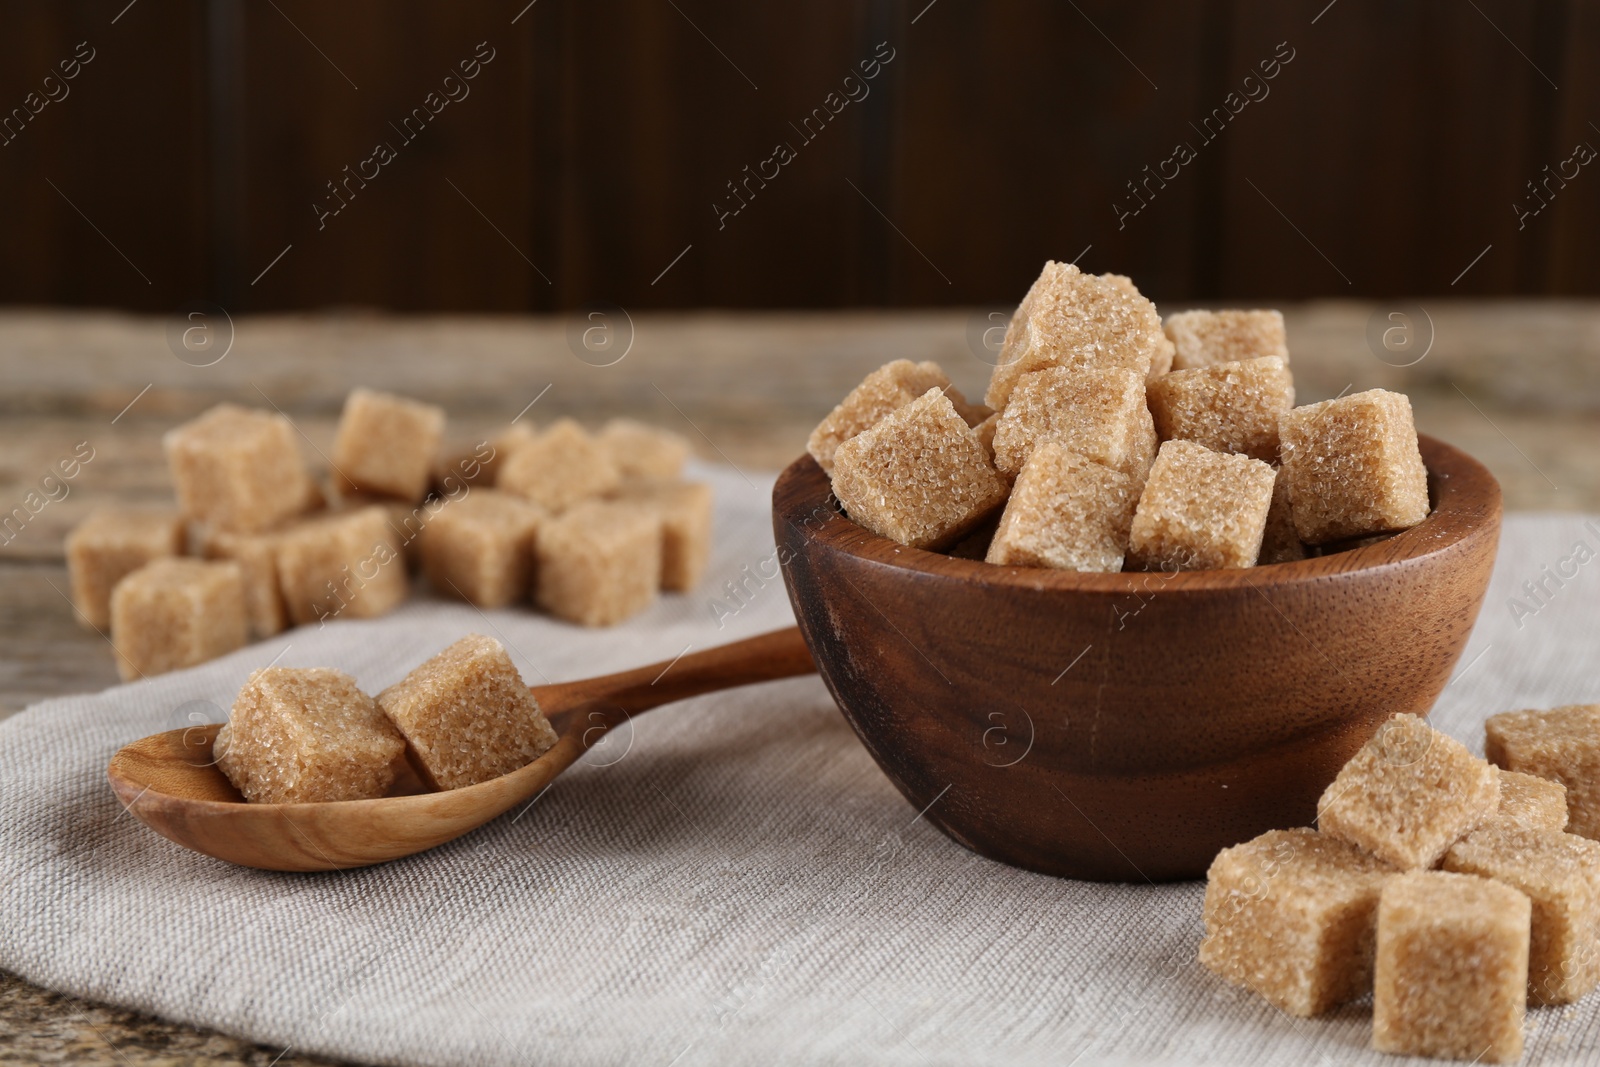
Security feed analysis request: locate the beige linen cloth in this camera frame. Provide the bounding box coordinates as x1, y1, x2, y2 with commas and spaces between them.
2, 463, 1598, 1066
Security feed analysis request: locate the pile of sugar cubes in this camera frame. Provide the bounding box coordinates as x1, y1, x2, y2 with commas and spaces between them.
214, 633, 558, 803
65, 388, 710, 681
809, 261, 1431, 570
1200, 704, 1600, 1062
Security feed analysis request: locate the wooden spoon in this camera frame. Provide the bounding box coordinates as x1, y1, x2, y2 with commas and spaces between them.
107, 627, 815, 871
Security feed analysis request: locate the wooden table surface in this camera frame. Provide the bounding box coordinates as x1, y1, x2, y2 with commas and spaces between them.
1, 302, 1596, 1063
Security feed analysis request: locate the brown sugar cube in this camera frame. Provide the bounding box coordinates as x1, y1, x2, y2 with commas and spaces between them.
330, 388, 445, 503
330, 493, 442, 573
536, 500, 661, 626
109, 559, 247, 681
275, 506, 409, 626
433, 424, 536, 494
959, 400, 995, 425
194, 525, 288, 638
972, 412, 1000, 465
831, 388, 1010, 551
1486, 704, 1600, 841
1101, 272, 1175, 380
990, 366, 1158, 482
609, 480, 713, 591
65, 508, 184, 630
377, 634, 558, 790
1099, 272, 1139, 296
1151, 333, 1176, 380
598, 419, 693, 481
1163, 309, 1289, 371
303, 477, 329, 513
498, 418, 621, 513
986, 444, 1137, 572
1372, 871, 1529, 1063
1317, 713, 1501, 869
1492, 768, 1568, 832
806, 360, 986, 474
810, 360, 947, 472
1198, 828, 1395, 1017
1146, 356, 1295, 462
419, 489, 544, 609
1256, 470, 1308, 565
163, 403, 317, 534
1278, 388, 1430, 545
380, 498, 437, 569
1442, 823, 1600, 1004
1126, 440, 1275, 571
216, 667, 404, 803
985, 261, 1166, 410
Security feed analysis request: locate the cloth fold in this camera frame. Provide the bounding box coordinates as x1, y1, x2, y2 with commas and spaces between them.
2, 465, 1598, 1066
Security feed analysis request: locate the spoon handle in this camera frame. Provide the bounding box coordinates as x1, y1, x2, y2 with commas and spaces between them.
532, 626, 816, 729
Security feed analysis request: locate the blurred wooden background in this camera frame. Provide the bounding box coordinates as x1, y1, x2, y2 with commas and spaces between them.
0, 0, 1592, 313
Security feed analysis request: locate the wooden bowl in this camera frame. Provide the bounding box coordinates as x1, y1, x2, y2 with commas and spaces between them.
772, 435, 1501, 882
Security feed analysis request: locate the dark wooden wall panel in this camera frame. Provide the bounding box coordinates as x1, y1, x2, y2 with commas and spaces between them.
546, 1, 873, 309
232, 1, 542, 311
1547, 0, 1600, 294
0, 0, 1595, 311
884, 0, 1215, 306
0, 0, 208, 311
1213, 0, 1566, 298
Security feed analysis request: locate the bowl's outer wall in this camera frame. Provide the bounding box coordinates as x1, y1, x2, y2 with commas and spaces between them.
773, 437, 1502, 882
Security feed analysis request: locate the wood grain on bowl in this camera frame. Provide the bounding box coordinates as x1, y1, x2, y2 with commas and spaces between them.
773, 435, 1501, 882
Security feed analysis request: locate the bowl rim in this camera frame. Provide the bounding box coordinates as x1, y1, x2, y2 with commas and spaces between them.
772, 433, 1502, 594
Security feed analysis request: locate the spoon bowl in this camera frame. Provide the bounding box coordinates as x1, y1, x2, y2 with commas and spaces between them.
772, 434, 1502, 882
108, 628, 815, 871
